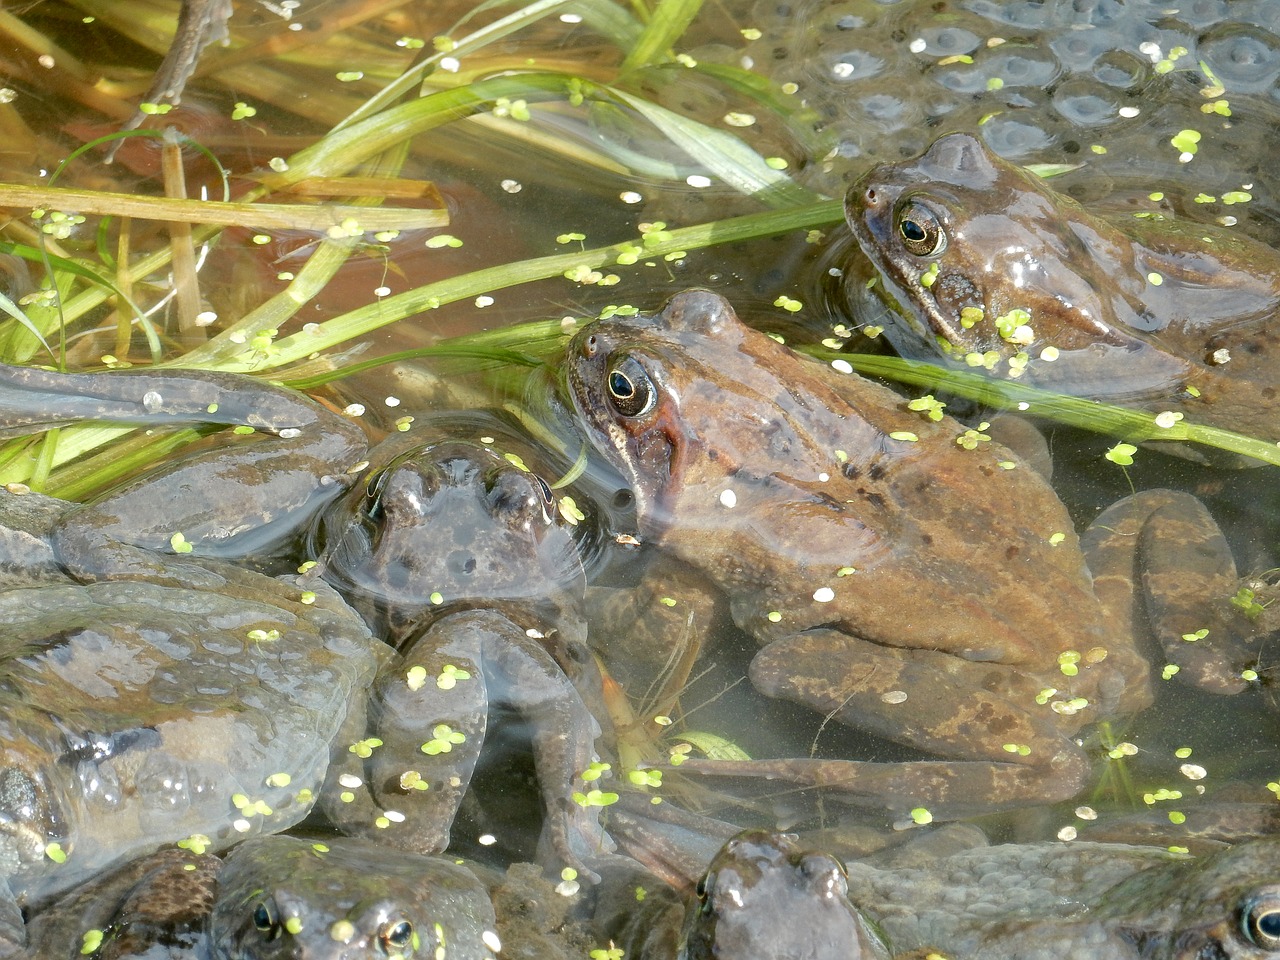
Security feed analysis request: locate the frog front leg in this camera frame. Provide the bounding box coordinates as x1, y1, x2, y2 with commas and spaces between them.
671, 629, 1098, 820
332, 608, 613, 879
322, 614, 489, 852
0, 365, 370, 585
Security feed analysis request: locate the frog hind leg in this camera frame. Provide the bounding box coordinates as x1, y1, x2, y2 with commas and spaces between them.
1084, 489, 1252, 695
670, 630, 1095, 820
0, 364, 368, 585
664, 752, 1091, 823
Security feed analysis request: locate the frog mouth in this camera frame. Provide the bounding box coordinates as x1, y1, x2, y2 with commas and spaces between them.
844, 180, 935, 343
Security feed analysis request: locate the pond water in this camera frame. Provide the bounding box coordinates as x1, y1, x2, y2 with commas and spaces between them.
2, 0, 1279, 954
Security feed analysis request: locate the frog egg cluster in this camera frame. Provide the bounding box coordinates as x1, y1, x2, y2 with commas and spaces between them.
735, 0, 1280, 214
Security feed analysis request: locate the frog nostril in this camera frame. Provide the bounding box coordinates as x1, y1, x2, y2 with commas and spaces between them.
865, 187, 878, 205
583, 334, 599, 359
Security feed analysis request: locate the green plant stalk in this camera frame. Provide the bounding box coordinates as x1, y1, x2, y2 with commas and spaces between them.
260, 73, 583, 191
178, 199, 845, 370
0, 184, 447, 231
620, 0, 703, 72
803, 348, 1280, 468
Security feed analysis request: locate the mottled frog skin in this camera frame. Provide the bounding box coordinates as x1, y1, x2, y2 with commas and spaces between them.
564, 290, 1258, 821
0, 365, 610, 876
844, 132, 1280, 449
0, 492, 383, 949
26, 835, 501, 960
845, 837, 1280, 959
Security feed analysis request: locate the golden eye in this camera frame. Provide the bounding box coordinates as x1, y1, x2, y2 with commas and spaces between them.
379, 918, 416, 955
252, 899, 282, 941
1243, 891, 1280, 950
896, 200, 947, 257
605, 356, 656, 418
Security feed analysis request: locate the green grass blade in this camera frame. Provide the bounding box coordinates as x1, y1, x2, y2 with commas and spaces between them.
179, 200, 844, 371
606, 85, 818, 206
802, 348, 1280, 468
340, 0, 583, 127
620, 0, 703, 72
0, 289, 51, 358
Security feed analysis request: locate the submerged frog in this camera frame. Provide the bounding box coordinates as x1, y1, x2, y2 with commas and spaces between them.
26, 835, 501, 960
593, 830, 890, 960
314, 438, 612, 877
564, 290, 1258, 821
0, 492, 384, 950
844, 132, 1280, 448
844, 836, 1280, 959
682, 831, 890, 960
0, 365, 610, 877
0, 363, 368, 587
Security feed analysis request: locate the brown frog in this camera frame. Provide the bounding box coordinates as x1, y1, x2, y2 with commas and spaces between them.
844, 132, 1280, 448
563, 290, 1259, 821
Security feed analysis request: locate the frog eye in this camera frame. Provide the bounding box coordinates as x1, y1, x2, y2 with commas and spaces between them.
798, 853, 849, 899
695, 872, 714, 916
252, 899, 283, 941
895, 200, 947, 258
1242, 891, 1280, 949
532, 474, 556, 510
363, 468, 392, 517
605, 356, 656, 418
379, 918, 416, 955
